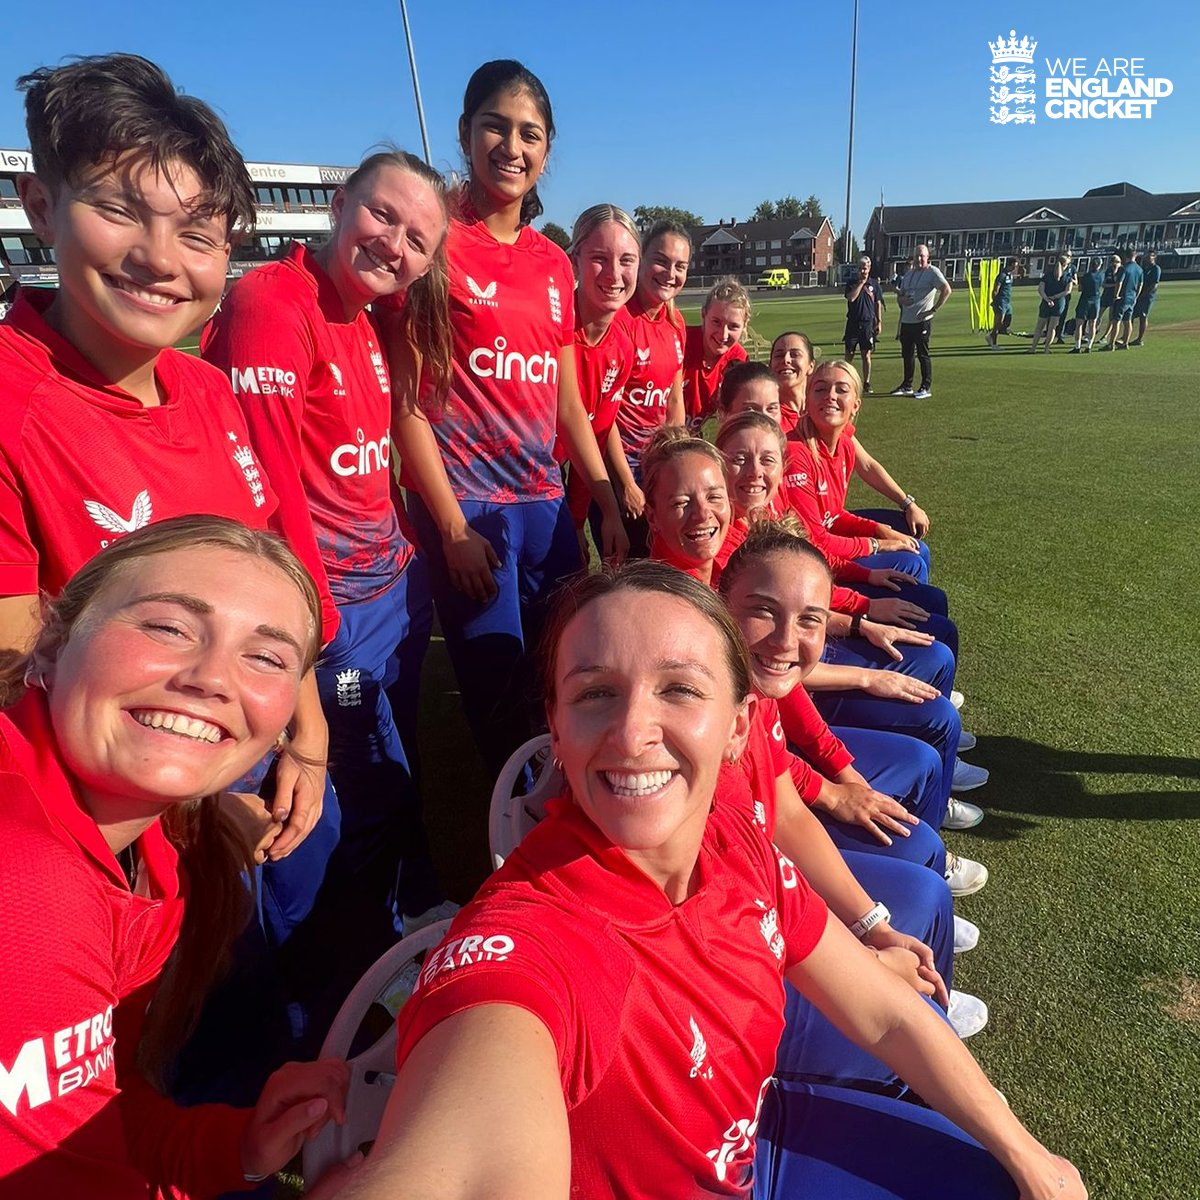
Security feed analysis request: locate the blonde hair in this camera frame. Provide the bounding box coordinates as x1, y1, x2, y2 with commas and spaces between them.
702, 276, 751, 321
640, 425, 725, 509
796, 359, 862, 465
568, 203, 641, 258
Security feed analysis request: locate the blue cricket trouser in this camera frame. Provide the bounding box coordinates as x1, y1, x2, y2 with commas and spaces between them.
829, 725, 950, 831
315, 559, 438, 925
775, 850, 954, 1089
410, 493, 582, 778
818, 700, 960, 826
753, 1079, 1019, 1198
822, 632, 957, 694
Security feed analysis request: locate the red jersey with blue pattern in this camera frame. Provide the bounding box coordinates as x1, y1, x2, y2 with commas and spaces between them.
201, 242, 413, 610
682, 326, 747, 424
617, 295, 685, 467
560, 305, 636, 524
0, 288, 283, 607
394, 795, 827, 1199
414, 211, 574, 503
781, 424, 876, 583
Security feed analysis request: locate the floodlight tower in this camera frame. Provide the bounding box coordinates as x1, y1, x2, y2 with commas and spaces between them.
842, 0, 859, 268
398, 0, 433, 165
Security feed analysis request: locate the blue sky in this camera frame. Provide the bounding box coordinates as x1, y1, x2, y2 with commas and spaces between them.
2, 0, 1196, 237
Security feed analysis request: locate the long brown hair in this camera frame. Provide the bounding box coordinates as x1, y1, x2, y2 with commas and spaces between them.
0, 516, 323, 1087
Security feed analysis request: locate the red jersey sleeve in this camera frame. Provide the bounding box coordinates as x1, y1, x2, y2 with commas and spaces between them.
0, 439, 39, 597
830, 511, 880, 538
113, 990, 253, 1197
776, 685, 854, 778
394, 908, 575, 1085
781, 442, 872, 581
831, 585, 869, 615
201, 299, 339, 645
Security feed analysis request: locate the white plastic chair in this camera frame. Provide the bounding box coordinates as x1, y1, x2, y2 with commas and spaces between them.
302, 918, 451, 1186
487, 733, 561, 869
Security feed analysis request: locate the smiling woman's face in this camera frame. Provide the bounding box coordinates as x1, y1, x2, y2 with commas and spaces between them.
548, 590, 748, 886
44, 545, 313, 821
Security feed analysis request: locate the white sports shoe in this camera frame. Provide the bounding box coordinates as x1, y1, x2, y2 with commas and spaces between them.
948, 990, 989, 1039
950, 690, 965, 710
958, 730, 977, 752
952, 757, 989, 792
943, 796, 985, 830
953, 915, 980, 954
945, 851, 989, 897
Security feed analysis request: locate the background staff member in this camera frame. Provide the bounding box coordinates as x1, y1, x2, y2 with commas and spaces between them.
1131, 250, 1160, 346
843, 256, 885, 393
888, 244, 951, 400
988, 257, 1017, 349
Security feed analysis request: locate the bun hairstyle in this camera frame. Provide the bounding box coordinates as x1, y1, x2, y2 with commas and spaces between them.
640, 425, 725, 509
18, 52, 256, 240
717, 514, 831, 598
342, 148, 453, 399
539, 559, 752, 710
459, 59, 555, 227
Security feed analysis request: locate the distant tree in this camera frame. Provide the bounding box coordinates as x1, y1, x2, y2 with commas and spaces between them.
633, 204, 704, 232
541, 221, 571, 250
832, 225, 862, 267
774, 195, 804, 219
751, 199, 777, 222
801, 194, 826, 224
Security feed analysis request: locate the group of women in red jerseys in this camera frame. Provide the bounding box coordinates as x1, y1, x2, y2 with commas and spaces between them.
0, 50, 1086, 1200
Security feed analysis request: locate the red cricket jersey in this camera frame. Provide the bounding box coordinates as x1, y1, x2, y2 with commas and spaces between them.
560, 306, 636, 525
0, 289, 278, 604
781, 426, 876, 582
616, 295, 685, 467
778, 405, 800, 435
681, 326, 747, 424
0, 694, 251, 1199
394, 796, 827, 1198
411, 212, 574, 503
201, 243, 414, 610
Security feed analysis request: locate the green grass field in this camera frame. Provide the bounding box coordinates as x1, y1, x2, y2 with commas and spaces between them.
406, 282, 1199, 1199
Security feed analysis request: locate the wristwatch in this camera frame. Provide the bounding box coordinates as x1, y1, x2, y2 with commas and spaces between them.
900, 494, 916, 510
849, 612, 863, 636
850, 902, 891, 941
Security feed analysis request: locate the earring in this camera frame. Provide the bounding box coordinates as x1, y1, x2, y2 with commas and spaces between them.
273, 732, 288, 755
22, 663, 45, 690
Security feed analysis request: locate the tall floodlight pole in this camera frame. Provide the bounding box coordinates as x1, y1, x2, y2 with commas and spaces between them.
842, 0, 860, 268
398, 0, 433, 165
